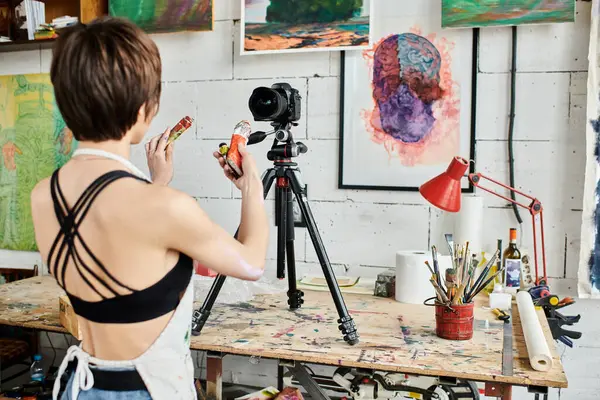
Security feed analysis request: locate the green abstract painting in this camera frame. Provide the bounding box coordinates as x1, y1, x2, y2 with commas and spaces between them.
441, 0, 575, 28
0, 73, 76, 251
109, 0, 213, 33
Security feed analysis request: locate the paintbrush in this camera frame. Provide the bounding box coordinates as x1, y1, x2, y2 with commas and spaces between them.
424, 260, 435, 276
462, 255, 470, 298
466, 267, 506, 303
457, 245, 466, 288
430, 278, 442, 302
445, 268, 457, 301
461, 242, 470, 284
431, 246, 442, 288
464, 256, 477, 301
466, 250, 499, 300
445, 233, 454, 259
452, 282, 468, 306
431, 279, 449, 303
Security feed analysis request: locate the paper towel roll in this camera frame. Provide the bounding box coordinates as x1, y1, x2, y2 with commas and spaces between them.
516, 291, 553, 372
395, 251, 451, 304
454, 195, 483, 253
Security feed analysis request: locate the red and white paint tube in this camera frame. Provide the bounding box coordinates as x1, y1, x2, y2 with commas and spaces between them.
194, 259, 218, 278
225, 120, 252, 177
167, 116, 194, 146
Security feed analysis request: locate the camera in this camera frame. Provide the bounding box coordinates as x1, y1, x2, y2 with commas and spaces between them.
248, 83, 301, 124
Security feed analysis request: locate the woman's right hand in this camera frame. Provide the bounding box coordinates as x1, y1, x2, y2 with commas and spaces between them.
213, 143, 261, 191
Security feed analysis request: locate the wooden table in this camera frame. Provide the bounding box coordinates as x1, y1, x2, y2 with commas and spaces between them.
0, 276, 568, 399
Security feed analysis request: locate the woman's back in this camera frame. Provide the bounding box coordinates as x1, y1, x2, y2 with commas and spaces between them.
32, 17, 269, 399
32, 157, 192, 360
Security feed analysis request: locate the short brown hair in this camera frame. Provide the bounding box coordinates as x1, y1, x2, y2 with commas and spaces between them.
50, 17, 162, 142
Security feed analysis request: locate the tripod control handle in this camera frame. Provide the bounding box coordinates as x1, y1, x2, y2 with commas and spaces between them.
296, 142, 308, 154
248, 131, 268, 145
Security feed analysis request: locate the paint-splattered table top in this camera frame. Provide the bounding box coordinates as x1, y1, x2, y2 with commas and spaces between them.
0, 276, 567, 388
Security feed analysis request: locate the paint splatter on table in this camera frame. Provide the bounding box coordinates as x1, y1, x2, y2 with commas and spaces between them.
0, 276, 567, 389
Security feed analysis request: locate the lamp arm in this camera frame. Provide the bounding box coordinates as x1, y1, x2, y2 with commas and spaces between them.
468, 172, 542, 214
468, 172, 548, 285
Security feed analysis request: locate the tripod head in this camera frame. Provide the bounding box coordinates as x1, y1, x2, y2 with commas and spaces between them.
247, 121, 307, 162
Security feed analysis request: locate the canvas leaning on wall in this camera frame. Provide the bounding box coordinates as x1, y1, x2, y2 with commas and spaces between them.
241, 0, 372, 55
578, 0, 600, 298
0, 73, 77, 252
339, 0, 476, 191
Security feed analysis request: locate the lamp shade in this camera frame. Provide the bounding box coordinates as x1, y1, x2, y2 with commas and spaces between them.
419, 156, 469, 212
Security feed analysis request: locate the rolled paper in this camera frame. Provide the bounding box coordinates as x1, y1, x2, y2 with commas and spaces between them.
516, 290, 553, 372
167, 116, 194, 146
226, 120, 252, 177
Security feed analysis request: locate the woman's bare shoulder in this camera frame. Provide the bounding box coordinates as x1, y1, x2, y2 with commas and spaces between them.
30, 177, 51, 212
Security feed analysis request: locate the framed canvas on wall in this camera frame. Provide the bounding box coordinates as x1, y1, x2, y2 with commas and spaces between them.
338, 0, 477, 192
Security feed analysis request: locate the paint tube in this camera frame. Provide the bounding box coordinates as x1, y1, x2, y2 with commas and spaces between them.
167, 116, 194, 146
225, 120, 251, 177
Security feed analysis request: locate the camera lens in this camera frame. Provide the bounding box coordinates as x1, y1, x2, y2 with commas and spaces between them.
249, 87, 288, 121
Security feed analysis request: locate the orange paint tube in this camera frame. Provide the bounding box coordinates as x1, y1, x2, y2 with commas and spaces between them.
167, 116, 194, 146
226, 120, 251, 177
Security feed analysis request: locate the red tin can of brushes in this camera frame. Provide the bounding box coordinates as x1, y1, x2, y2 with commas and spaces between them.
435, 301, 474, 340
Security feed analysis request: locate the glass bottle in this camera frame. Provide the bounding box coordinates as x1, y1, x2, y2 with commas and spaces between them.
503, 228, 522, 289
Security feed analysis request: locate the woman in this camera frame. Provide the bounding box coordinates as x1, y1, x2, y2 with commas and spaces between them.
30, 17, 269, 400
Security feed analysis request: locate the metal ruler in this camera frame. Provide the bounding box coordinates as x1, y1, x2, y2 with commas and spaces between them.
502, 311, 514, 376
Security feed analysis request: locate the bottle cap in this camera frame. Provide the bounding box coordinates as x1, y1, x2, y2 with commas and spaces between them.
493, 283, 503, 293
33, 354, 42, 361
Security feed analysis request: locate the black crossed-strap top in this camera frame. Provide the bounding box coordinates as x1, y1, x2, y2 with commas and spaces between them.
48, 169, 193, 324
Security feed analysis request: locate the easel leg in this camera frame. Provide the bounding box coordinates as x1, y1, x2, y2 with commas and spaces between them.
206, 352, 223, 400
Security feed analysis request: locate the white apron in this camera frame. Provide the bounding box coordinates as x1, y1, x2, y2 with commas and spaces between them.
53, 279, 196, 400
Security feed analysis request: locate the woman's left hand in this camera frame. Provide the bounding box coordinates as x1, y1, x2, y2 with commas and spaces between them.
146, 128, 174, 186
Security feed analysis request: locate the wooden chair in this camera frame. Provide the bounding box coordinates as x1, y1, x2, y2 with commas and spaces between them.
0, 266, 39, 386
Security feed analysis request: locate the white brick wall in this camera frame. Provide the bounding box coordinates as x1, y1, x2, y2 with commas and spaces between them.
1, 1, 597, 398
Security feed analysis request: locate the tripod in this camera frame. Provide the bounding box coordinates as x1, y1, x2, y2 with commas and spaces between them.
191, 123, 359, 345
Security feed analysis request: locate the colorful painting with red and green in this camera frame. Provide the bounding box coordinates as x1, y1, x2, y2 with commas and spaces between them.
442, 0, 575, 28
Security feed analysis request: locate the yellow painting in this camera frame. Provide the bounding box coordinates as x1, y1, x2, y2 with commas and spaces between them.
0, 73, 76, 251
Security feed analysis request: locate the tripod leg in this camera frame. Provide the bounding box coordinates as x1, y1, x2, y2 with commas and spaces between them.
286, 169, 359, 345
275, 183, 287, 280
191, 168, 277, 336
284, 184, 304, 309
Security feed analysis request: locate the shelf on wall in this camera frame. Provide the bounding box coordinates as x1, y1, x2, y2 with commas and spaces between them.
0, 38, 55, 52
1, 0, 107, 53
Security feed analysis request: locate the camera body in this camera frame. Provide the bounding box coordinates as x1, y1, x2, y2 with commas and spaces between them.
248, 83, 302, 124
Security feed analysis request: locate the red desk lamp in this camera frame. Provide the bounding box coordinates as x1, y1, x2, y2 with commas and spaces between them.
419, 156, 548, 285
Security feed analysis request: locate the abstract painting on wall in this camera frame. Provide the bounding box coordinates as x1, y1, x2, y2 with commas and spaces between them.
578, 0, 600, 298
109, 0, 213, 33
0, 73, 76, 251
241, 0, 372, 55
441, 0, 575, 29
339, 0, 476, 191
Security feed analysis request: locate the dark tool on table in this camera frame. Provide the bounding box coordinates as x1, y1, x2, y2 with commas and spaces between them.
492, 308, 510, 322
534, 293, 581, 348
492, 308, 514, 377
191, 83, 359, 345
